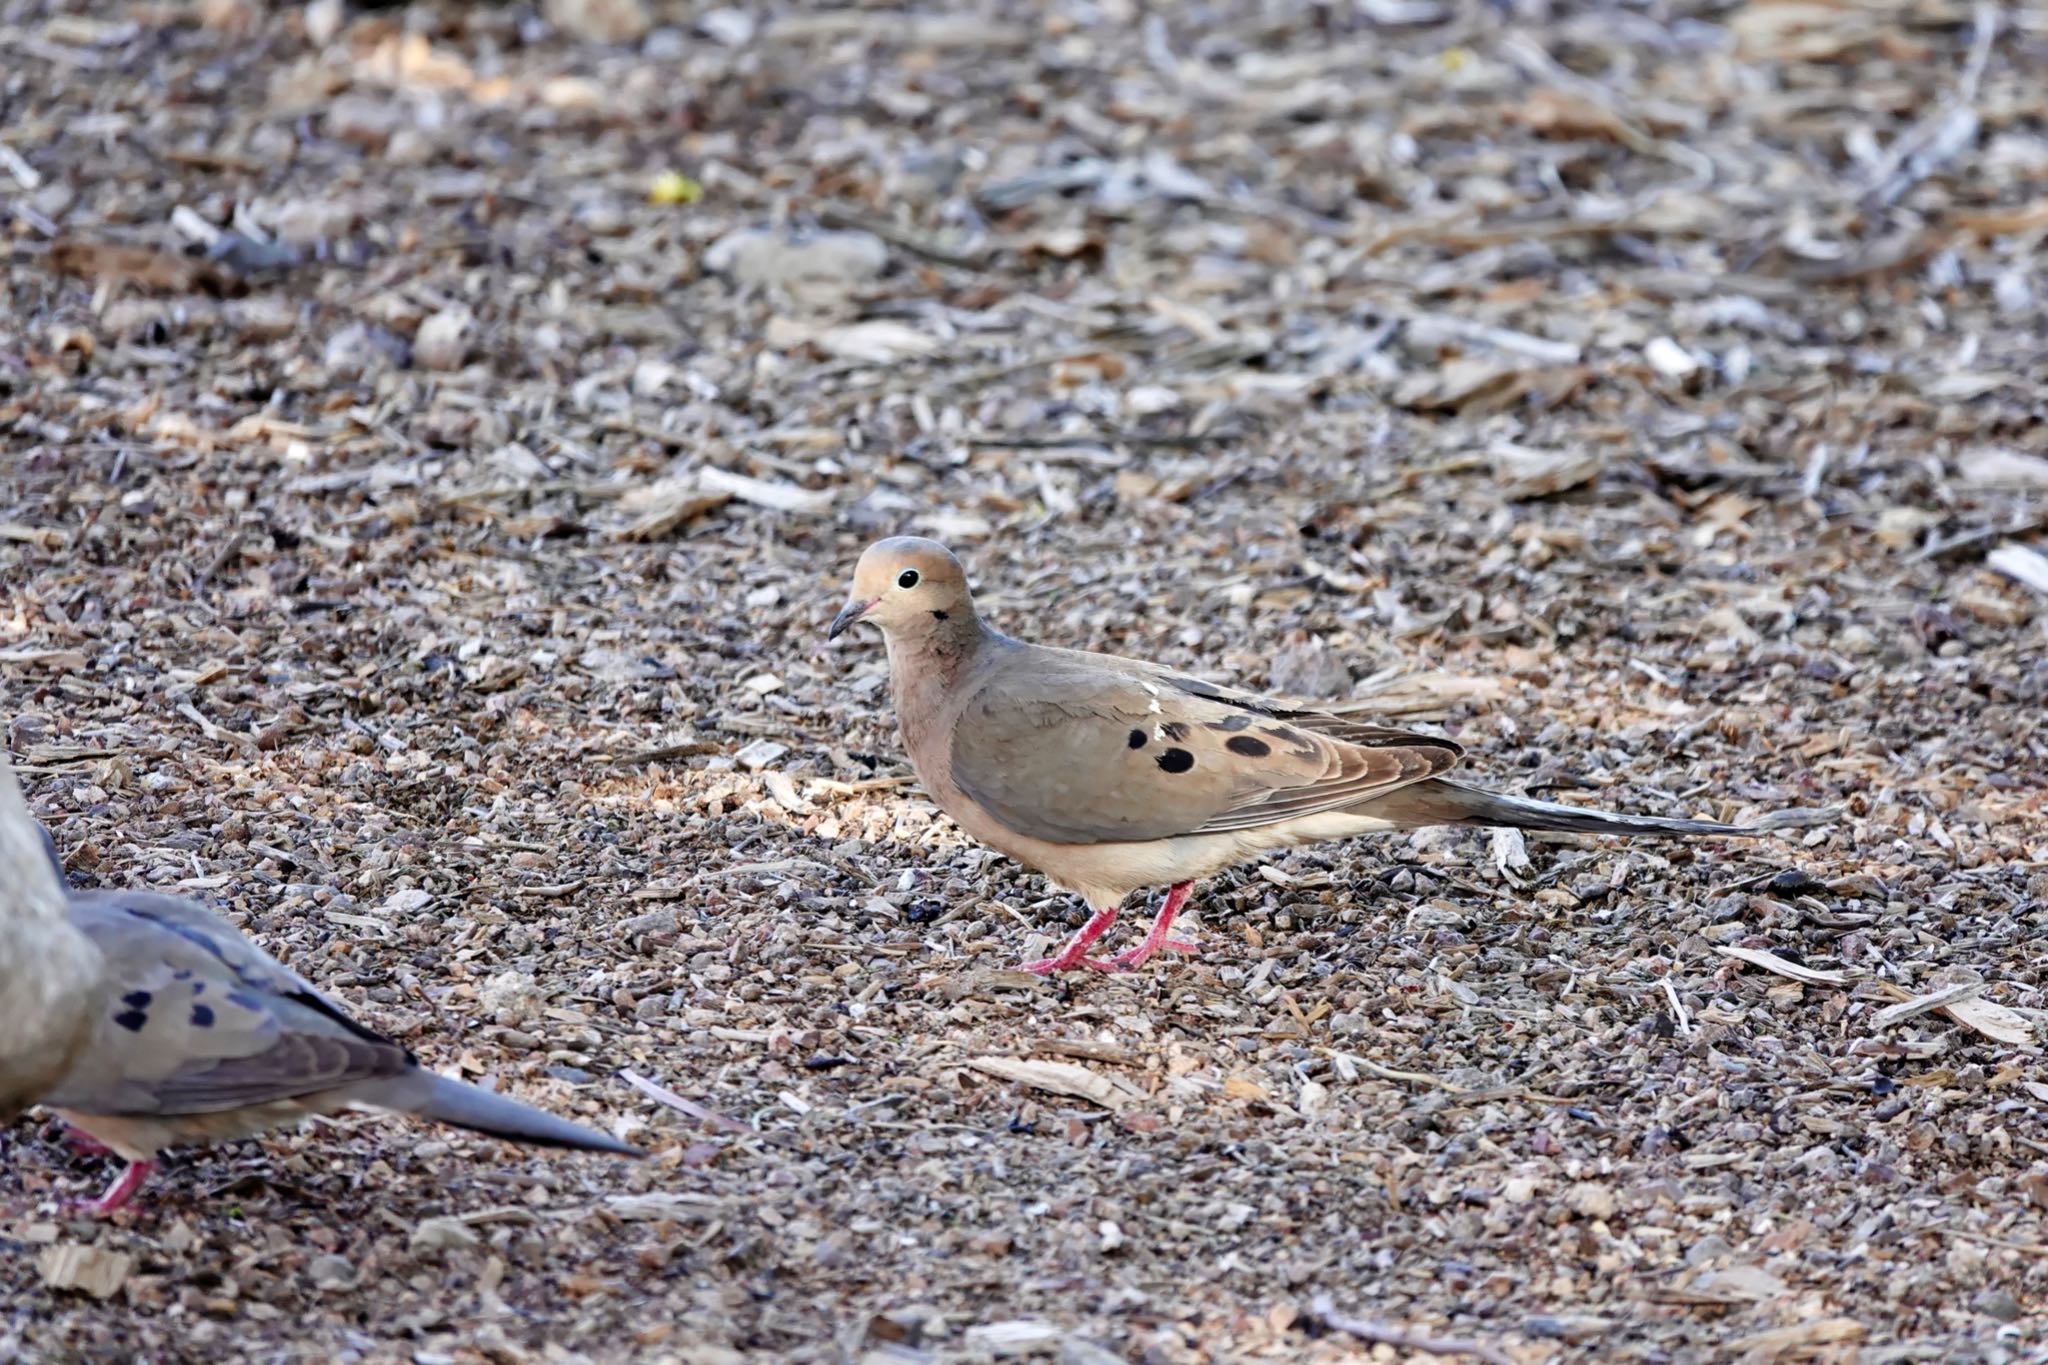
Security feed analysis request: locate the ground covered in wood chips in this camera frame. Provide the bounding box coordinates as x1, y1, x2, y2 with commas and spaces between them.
6, 0, 2048, 1360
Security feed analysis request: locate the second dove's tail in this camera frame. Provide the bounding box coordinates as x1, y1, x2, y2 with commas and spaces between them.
375, 1071, 643, 1156
1363, 777, 1749, 837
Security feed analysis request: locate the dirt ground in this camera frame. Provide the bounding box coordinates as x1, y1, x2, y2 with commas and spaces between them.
5, 0, 2048, 1360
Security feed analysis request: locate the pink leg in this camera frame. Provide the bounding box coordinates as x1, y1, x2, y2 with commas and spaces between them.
63, 1127, 112, 1156
1104, 882, 1198, 971
1015, 904, 1121, 975
75, 1160, 154, 1216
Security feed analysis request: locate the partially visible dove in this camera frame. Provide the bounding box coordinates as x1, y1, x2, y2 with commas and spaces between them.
0, 755, 105, 1122
829, 537, 1754, 975
24, 827, 640, 1214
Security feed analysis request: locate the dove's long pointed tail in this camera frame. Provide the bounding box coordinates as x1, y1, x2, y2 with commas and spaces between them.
1364, 777, 1749, 837
371, 1072, 643, 1156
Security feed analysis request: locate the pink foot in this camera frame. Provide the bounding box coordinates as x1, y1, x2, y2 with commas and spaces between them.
1105, 937, 1199, 971
1013, 903, 1120, 975
1097, 882, 1198, 972
63, 1128, 112, 1157
71, 1160, 153, 1216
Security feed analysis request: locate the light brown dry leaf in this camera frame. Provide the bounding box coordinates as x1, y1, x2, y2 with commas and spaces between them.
47, 240, 239, 296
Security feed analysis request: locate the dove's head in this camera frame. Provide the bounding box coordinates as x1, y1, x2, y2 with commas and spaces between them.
829, 537, 973, 640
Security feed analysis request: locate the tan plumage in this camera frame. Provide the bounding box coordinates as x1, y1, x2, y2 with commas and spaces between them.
13, 820, 639, 1214
830, 537, 1751, 973
0, 755, 104, 1120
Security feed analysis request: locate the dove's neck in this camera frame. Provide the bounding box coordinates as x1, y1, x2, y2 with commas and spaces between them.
886, 609, 1000, 749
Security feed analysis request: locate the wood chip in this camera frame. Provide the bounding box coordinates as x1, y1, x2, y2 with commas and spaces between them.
1723, 1317, 1865, 1359
1869, 981, 1985, 1029
1942, 995, 2036, 1047
37, 1244, 133, 1299
1987, 542, 2048, 596
966, 1056, 1132, 1111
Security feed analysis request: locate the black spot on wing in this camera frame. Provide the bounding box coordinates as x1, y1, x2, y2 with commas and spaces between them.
122, 991, 152, 1009
1261, 725, 1318, 759
1161, 721, 1190, 742
114, 1010, 148, 1033
1127, 729, 1147, 749
1225, 735, 1272, 758
1156, 748, 1195, 774
191, 1004, 215, 1028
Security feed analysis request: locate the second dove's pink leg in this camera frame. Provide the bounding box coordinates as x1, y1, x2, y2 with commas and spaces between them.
1015, 904, 1121, 975
76, 1160, 154, 1217
63, 1127, 112, 1157
1105, 882, 1198, 971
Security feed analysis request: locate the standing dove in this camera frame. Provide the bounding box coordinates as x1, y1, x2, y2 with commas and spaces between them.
0, 754, 105, 1123
829, 537, 1751, 975
21, 826, 639, 1215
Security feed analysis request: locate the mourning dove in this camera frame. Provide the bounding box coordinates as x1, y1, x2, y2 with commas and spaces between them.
23, 828, 640, 1214
829, 537, 1752, 974
0, 755, 105, 1122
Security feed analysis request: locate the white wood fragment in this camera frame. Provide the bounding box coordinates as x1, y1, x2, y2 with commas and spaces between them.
966, 1056, 1132, 1111
1987, 543, 2048, 596
1714, 946, 1849, 985
1869, 982, 1984, 1029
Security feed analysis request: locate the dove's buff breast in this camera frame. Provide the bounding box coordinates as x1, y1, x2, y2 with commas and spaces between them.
890, 630, 1407, 909
0, 926, 105, 1118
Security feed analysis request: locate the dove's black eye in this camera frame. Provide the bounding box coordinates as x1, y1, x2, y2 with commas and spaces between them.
897, 569, 920, 589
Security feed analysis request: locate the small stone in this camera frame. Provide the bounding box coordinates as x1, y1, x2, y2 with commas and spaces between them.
479, 969, 543, 1023
303, 0, 343, 44
734, 739, 789, 770
324, 321, 408, 376
697, 7, 755, 44
1975, 1288, 2024, 1322
308, 1254, 357, 1291
413, 307, 473, 371
323, 94, 403, 150
410, 1217, 482, 1253
1685, 1233, 1734, 1265
543, 0, 650, 44
381, 888, 432, 915
229, 297, 296, 342
1566, 1182, 1616, 1220
703, 226, 888, 293
271, 198, 356, 247
1644, 335, 1701, 379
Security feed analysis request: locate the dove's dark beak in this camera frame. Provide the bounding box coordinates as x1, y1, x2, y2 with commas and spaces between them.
827, 598, 875, 640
